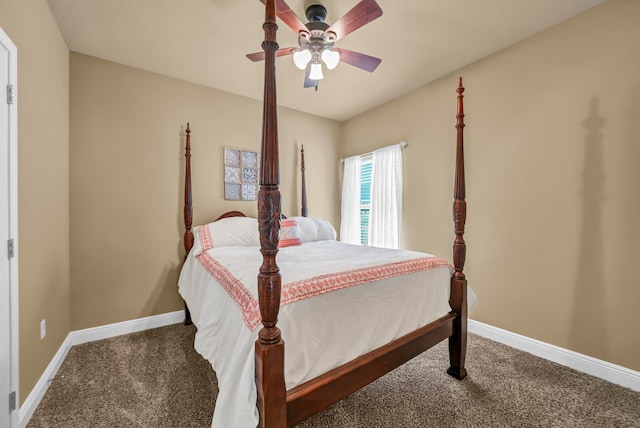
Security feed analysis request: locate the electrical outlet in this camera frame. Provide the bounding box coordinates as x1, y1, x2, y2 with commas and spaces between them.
40, 319, 46, 340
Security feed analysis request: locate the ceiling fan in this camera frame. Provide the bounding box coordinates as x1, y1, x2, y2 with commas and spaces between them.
247, 0, 383, 90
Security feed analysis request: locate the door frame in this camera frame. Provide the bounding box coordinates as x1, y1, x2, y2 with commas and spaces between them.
0, 24, 19, 428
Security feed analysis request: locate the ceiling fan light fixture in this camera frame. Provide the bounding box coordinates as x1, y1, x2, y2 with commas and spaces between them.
321, 49, 340, 70
292, 49, 312, 70
309, 62, 324, 80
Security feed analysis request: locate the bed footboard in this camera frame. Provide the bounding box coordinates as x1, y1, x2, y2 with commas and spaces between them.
286, 313, 456, 426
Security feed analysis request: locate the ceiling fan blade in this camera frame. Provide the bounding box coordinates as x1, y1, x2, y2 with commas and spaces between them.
325, 0, 383, 41
246, 47, 297, 62
336, 48, 381, 72
258, 0, 309, 35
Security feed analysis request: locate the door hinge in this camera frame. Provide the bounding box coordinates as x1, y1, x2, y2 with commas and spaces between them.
8, 239, 14, 259
9, 391, 16, 411
7, 84, 15, 105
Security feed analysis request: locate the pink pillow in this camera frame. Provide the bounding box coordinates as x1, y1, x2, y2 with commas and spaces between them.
279, 219, 302, 248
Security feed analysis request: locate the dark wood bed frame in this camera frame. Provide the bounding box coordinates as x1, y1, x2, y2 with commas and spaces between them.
181, 1, 468, 425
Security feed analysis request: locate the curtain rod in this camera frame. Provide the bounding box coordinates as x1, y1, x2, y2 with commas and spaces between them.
339, 141, 407, 164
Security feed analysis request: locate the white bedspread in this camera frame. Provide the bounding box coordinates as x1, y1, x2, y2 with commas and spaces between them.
178, 236, 473, 427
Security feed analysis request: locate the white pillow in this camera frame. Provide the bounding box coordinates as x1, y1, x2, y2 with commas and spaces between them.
192, 217, 260, 255
290, 216, 337, 243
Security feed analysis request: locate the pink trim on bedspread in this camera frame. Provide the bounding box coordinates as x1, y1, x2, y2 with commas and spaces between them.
195, 226, 262, 330
280, 257, 450, 305
199, 223, 214, 250
195, 225, 451, 331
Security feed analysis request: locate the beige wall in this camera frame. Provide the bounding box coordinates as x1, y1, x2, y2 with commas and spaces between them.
0, 1, 71, 403
69, 53, 341, 330
343, 0, 640, 371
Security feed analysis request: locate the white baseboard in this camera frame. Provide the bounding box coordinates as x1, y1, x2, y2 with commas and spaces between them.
18, 334, 72, 428
469, 319, 640, 392
69, 310, 184, 346
18, 310, 185, 428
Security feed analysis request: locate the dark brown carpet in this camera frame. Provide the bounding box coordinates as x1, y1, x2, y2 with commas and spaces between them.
27, 324, 640, 427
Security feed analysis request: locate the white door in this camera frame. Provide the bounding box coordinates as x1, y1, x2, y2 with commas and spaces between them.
0, 25, 18, 428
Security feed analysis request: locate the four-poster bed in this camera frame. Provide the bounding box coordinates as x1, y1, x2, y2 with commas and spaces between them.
178, 1, 470, 426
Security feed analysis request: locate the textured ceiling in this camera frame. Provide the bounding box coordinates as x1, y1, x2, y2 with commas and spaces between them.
47, 0, 605, 121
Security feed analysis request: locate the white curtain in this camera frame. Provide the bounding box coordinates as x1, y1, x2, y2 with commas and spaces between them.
339, 155, 362, 244
369, 144, 403, 249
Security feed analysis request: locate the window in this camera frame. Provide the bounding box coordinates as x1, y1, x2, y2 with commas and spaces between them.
341, 143, 404, 249
359, 158, 372, 245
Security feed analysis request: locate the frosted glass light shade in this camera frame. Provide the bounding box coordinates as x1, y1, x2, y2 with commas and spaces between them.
309, 62, 324, 80
292, 49, 312, 70
321, 49, 340, 70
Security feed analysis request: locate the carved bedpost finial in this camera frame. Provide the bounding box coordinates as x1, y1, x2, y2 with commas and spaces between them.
456, 78, 465, 121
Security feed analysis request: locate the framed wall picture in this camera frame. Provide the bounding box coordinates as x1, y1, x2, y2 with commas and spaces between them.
224, 147, 260, 200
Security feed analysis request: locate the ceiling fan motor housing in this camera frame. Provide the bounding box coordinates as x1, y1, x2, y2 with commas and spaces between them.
299, 13, 336, 53
306, 4, 328, 22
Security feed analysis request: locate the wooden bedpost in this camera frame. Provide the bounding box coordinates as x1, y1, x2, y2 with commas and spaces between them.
183, 123, 193, 326
447, 77, 468, 380
300, 145, 308, 217
255, 0, 287, 426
